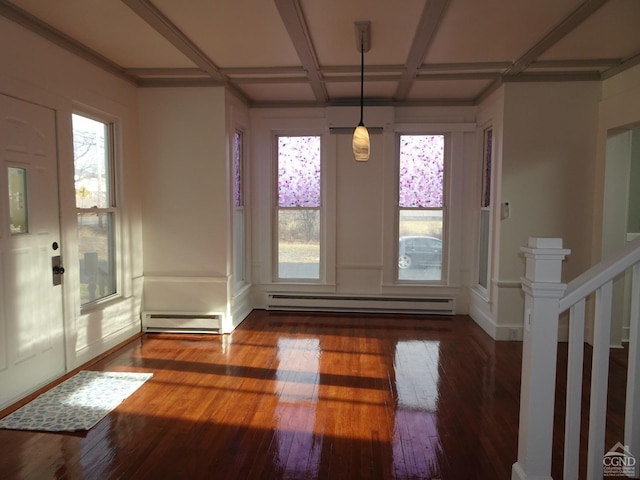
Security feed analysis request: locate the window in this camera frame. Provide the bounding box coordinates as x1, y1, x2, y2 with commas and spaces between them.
233, 130, 245, 286
478, 127, 493, 289
397, 134, 445, 281
7, 167, 28, 234
276, 135, 321, 280
72, 114, 117, 306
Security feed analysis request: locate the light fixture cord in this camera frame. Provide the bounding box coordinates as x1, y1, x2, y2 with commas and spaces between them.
359, 34, 364, 126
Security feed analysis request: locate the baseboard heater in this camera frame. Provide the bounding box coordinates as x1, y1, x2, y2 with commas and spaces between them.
266, 294, 455, 315
141, 311, 223, 334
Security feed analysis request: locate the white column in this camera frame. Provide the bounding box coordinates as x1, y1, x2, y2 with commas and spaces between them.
512, 237, 571, 480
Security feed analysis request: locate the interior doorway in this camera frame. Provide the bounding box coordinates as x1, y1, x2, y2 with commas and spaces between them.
603, 124, 640, 347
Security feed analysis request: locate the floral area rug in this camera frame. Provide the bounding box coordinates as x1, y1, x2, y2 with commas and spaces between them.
0, 370, 153, 432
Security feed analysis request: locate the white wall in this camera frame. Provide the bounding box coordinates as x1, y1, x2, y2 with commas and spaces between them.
471, 81, 602, 340
138, 87, 232, 321
497, 81, 600, 339
594, 64, 640, 344
501, 82, 600, 281
595, 64, 640, 256
0, 16, 143, 368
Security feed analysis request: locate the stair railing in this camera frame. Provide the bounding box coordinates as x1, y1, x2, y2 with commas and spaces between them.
512, 236, 640, 480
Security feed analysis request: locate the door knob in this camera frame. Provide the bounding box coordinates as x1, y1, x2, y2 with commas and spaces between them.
52, 255, 64, 285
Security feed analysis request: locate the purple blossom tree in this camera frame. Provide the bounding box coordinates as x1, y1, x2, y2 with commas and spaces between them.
278, 136, 321, 207
278, 136, 321, 243
399, 135, 444, 208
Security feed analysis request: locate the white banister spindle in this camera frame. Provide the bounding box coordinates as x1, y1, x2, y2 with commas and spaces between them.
586, 280, 613, 480
564, 298, 586, 480
512, 237, 570, 480
625, 263, 640, 478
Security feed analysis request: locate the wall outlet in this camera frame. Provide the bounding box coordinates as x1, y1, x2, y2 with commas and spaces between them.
508, 328, 519, 341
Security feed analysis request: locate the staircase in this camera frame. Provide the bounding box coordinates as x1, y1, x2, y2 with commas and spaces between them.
512, 236, 640, 480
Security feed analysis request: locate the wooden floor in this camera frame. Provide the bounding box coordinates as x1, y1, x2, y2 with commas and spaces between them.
0, 311, 628, 479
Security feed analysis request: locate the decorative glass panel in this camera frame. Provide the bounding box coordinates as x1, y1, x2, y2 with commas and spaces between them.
478, 126, 493, 290
234, 209, 244, 283
478, 210, 490, 288
278, 209, 320, 279
8, 167, 28, 234
78, 212, 116, 304
399, 135, 444, 208
481, 128, 493, 208
398, 210, 443, 281
233, 130, 243, 208
278, 136, 321, 207
72, 114, 110, 209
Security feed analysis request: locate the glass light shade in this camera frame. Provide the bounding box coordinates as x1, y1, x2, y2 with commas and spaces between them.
352, 125, 370, 162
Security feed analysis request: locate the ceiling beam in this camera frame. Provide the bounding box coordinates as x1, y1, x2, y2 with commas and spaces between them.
125, 67, 208, 77
504, 0, 609, 76
274, 0, 328, 103
220, 66, 307, 76
394, 0, 450, 101
602, 50, 640, 80
529, 58, 619, 69
121, 0, 226, 84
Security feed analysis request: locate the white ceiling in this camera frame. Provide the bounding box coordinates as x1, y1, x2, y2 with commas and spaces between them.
2, 0, 640, 107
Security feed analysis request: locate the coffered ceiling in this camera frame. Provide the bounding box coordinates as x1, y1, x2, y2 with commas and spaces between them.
2, 0, 639, 107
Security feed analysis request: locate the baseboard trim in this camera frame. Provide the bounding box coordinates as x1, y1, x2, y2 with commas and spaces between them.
470, 304, 499, 340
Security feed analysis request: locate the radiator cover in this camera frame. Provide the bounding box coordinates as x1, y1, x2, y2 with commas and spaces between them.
266, 294, 455, 315
141, 311, 223, 334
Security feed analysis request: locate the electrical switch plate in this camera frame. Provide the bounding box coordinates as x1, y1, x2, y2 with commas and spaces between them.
502, 202, 510, 219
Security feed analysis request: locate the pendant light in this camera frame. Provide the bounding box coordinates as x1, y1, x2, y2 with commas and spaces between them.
353, 22, 370, 162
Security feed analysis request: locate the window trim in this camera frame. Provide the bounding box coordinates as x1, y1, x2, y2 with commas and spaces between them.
233, 128, 246, 290
476, 124, 494, 297
394, 132, 449, 285
72, 111, 122, 311
273, 133, 323, 283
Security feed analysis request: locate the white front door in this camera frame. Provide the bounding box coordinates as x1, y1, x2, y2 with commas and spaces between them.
0, 94, 65, 408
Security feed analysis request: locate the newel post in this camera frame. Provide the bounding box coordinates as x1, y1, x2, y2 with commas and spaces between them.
512, 237, 571, 480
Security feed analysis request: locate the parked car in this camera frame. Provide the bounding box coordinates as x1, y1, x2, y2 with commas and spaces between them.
398, 236, 442, 270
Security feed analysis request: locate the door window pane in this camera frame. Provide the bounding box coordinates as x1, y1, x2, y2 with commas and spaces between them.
8, 167, 28, 234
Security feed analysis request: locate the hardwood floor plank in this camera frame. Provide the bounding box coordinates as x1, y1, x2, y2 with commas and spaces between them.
0, 311, 628, 479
